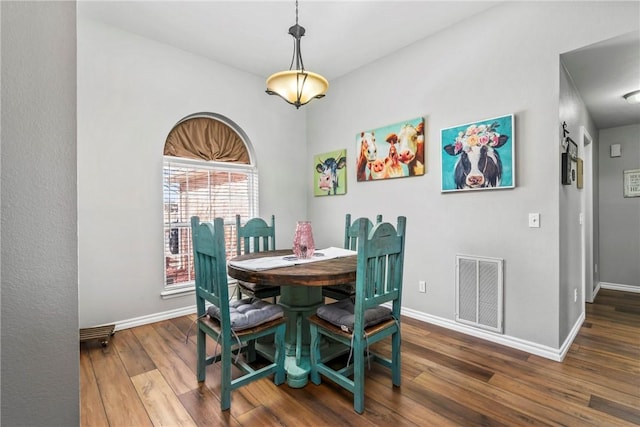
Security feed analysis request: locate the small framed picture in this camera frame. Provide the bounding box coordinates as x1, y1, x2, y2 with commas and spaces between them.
561, 152, 571, 185
577, 158, 584, 189
567, 139, 578, 161
623, 168, 640, 198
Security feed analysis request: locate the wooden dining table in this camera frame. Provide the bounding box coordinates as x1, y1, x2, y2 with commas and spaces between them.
228, 249, 357, 388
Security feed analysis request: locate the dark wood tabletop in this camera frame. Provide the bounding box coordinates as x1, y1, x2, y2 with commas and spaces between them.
227, 249, 357, 287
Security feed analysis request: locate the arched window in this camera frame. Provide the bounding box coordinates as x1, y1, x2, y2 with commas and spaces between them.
162, 113, 258, 293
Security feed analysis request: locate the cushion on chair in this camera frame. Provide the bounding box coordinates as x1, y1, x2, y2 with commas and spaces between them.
238, 280, 279, 292
207, 297, 284, 331
323, 282, 356, 296
316, 298, 392, 332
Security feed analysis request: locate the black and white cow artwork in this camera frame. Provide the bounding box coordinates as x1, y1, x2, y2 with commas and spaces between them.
316, 155, 347, 195
443, 122, 509, 189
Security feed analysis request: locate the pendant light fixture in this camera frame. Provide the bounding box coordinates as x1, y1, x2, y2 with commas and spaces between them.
623, 89, 640, 104
265, 0, 328, 109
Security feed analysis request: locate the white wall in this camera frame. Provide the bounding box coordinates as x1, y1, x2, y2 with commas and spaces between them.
77, 18, 307, 328
1, 2, 79, 424
306, 1, 638, 350
598, 124, 640, 288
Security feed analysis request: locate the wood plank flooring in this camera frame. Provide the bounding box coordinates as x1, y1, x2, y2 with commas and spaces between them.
80, 289, 640, 426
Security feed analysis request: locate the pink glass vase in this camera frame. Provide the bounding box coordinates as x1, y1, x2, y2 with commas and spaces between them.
292, 221, 315, 259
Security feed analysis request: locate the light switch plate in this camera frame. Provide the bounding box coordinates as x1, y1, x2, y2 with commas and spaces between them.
610, 144, 621, 157
528, 213, 540, 228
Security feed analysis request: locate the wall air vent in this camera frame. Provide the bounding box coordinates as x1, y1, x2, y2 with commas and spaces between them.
455, 255, 503, 333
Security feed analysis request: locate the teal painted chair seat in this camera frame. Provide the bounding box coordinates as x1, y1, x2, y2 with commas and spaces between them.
316, 297, 392, 332
207, 297, 284, 331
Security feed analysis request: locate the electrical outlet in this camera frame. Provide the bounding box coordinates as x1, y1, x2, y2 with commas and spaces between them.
419, 280, 426, 293
574, 288, 578, 302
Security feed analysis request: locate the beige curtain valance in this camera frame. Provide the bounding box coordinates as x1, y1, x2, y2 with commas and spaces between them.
164, 117, 250, 164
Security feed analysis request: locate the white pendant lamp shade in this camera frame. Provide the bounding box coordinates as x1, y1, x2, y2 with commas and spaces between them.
266, 70, 328, 108
265, 1, 328, 109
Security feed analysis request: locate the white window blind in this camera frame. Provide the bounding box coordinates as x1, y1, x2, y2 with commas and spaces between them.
163, 157, 258, 290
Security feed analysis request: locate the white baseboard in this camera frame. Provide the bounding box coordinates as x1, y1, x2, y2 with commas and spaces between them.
592, 281, 602, 299
559, 311, 585, 361
398, 306, 580, 362
115, 285, 238, 330
114, 305, 197, 331
599, 282, 640, 293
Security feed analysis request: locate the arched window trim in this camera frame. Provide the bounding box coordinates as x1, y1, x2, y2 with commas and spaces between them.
163, 154, 258, 172
161, 112, 259, 297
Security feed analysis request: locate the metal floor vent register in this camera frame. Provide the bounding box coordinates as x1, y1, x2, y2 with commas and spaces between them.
80, 324, 115, 347
455, 255, 503, 333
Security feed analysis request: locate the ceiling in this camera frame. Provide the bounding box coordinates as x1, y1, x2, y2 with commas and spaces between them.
561, 31, 640, 129
78, 1, 639, 129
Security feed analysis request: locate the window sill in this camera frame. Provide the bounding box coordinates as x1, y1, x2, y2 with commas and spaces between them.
161, 285, 195, 299
161, 279, 238, 300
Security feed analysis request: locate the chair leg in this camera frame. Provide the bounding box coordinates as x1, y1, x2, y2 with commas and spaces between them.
246, 339, 256, 363
196, 327, 206, 383
391, 329, 401, 387
309, 324, 321, 385
353, 346, 365, 414
273, 325, 286, 386
220, 347, 232, 411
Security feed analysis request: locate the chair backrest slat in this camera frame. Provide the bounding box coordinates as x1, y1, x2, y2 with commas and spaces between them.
191, 216, 230, 322
236, 214, 276, 255
343, 213, 382, 250
353, 216, 406, 330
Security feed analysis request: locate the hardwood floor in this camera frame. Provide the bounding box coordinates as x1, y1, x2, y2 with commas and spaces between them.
80, 289, 640, 426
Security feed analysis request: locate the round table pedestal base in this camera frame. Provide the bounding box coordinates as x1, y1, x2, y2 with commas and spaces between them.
284, 356, 310, 388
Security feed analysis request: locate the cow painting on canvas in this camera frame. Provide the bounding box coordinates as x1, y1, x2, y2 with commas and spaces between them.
356, 132, 378, 181
314, 150, 347, 196
356, 117, 425, 182
441, 115, 515, 192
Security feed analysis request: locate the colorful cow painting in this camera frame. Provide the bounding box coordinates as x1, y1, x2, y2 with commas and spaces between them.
356, 117, 425, 182
314, 149, 347, 196
441, 114, 515, 192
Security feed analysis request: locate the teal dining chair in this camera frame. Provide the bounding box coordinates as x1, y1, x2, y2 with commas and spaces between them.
236, 214, 281, 302
321, 213, 382, 301
309, 216, 407, 414
191, 216, 286, 411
